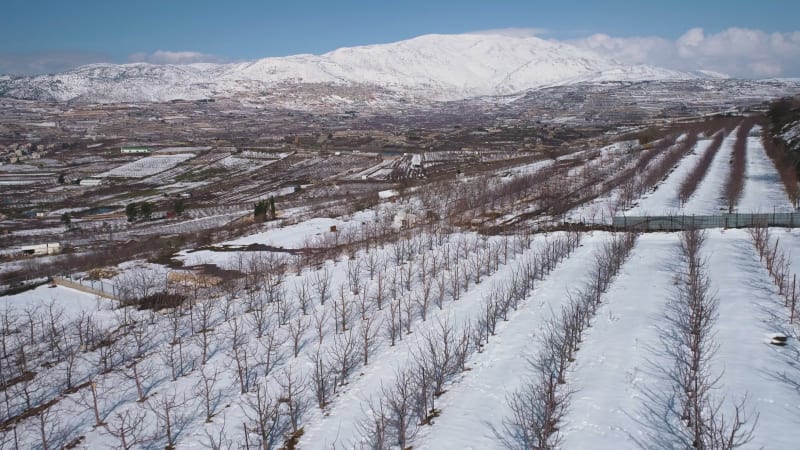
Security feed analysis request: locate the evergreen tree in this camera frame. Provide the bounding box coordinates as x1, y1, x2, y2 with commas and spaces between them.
126, 203, 139, 222
139, 202, 153, 220
254, 200, 268, 222
172, 198, 185, 217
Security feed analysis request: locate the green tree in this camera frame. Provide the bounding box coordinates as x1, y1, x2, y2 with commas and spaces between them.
254, 200, 268, 222
172, 198, 185, 217
57, 173, 65, 184
126, 203, 139, 222
139, 202, 153, 220
60, 212, 71, 229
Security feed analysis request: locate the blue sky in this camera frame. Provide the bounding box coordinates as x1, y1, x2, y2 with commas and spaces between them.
2, 0, 800, 76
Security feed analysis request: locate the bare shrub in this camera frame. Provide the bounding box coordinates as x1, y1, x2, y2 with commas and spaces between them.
679, 131, 725, 205
724, 120, 754, 212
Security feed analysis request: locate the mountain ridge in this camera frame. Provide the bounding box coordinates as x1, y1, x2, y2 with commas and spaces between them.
0, 33, 715, 104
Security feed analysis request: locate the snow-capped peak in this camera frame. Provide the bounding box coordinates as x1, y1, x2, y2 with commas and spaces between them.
0, 33, 705, 103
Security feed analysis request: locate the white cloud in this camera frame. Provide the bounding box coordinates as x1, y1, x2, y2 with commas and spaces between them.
570, 27, 800, 78
128, 50, 221, 65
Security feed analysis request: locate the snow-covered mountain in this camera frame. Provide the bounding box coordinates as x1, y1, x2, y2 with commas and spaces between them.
0, 33, 708, 103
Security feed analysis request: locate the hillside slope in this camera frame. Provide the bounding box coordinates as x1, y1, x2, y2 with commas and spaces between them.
0, 33, 701, 103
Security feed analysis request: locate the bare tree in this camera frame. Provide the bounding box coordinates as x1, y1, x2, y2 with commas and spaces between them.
287, 316, 309, 358
147, 388, 189, 449
667, 229, 758, 449
360, 315, 383, 366
195, 366, 223, 422
334, 285, 355, 333
54, 335, 81, 391
247, 302, 271, 339
373, 266, 387, 311
230, 337, 254, 394
255, 325, 286, 378
294, 281, 312, 316
103, 406, 148, 450
312, 308, 330, 345
414, 319, 467, 397
37, 404, 68, 450
415, 274, 433, 322
194, 300, 218, 365
364, 252, 381, 281
450, 265, 461, 302
308, 346, 335, 409
96, 331, 125, 374
706, 395, 759, 450
750, 223, 799, 323
499, 361, 570, 450
358, 397, 389, 450
381, 369, 420, 449
79, 380, 107, 428
401, 258, 414, 292
347, 258, 363, 294
159, 336, 196, 381
202, 417, 234, 450
124, 358, 156, 403
357, 282, 371, 321
243, 382, 289, 450
331, 328, 361, 384
276, 364, 309, 434
313, 266, 332, 305
402, 296, 415, 335
386, 299, 400, 347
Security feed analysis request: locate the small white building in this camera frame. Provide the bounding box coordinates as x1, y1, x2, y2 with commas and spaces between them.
121, 146, 151, 154
79, 178, 103, 186
378, 189, 399, 200
21, 243, 60, 256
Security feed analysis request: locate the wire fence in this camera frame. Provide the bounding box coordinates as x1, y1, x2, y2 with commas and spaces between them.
51, 276, 120, 300
612, 212, 800, 231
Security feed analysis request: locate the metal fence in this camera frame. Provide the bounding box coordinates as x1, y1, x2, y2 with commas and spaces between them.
52, 276, 119, 300
612, 212, 800, 231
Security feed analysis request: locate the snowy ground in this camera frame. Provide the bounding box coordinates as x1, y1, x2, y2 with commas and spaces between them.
626, 128, 793, 217
704, 229, 800, 450
559, 233, 680, 450
738, 129, 794, 212
0, 284, 118, 323
626, 139, 712, 216
97, 154, 196, 178
669, 130, 734, 215
415, 233, 610, 450
3, 123, 800, 449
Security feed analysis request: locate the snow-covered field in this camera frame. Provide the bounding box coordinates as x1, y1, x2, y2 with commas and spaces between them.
2, 124, 799, 449
627, 138, 713, 216
97, 154, 195, 178
626, 127, 794, 217
738, 128, 793, 212
0, 284, 117, 323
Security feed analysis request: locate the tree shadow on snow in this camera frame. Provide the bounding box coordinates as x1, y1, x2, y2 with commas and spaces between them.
624, 305, 692, 450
